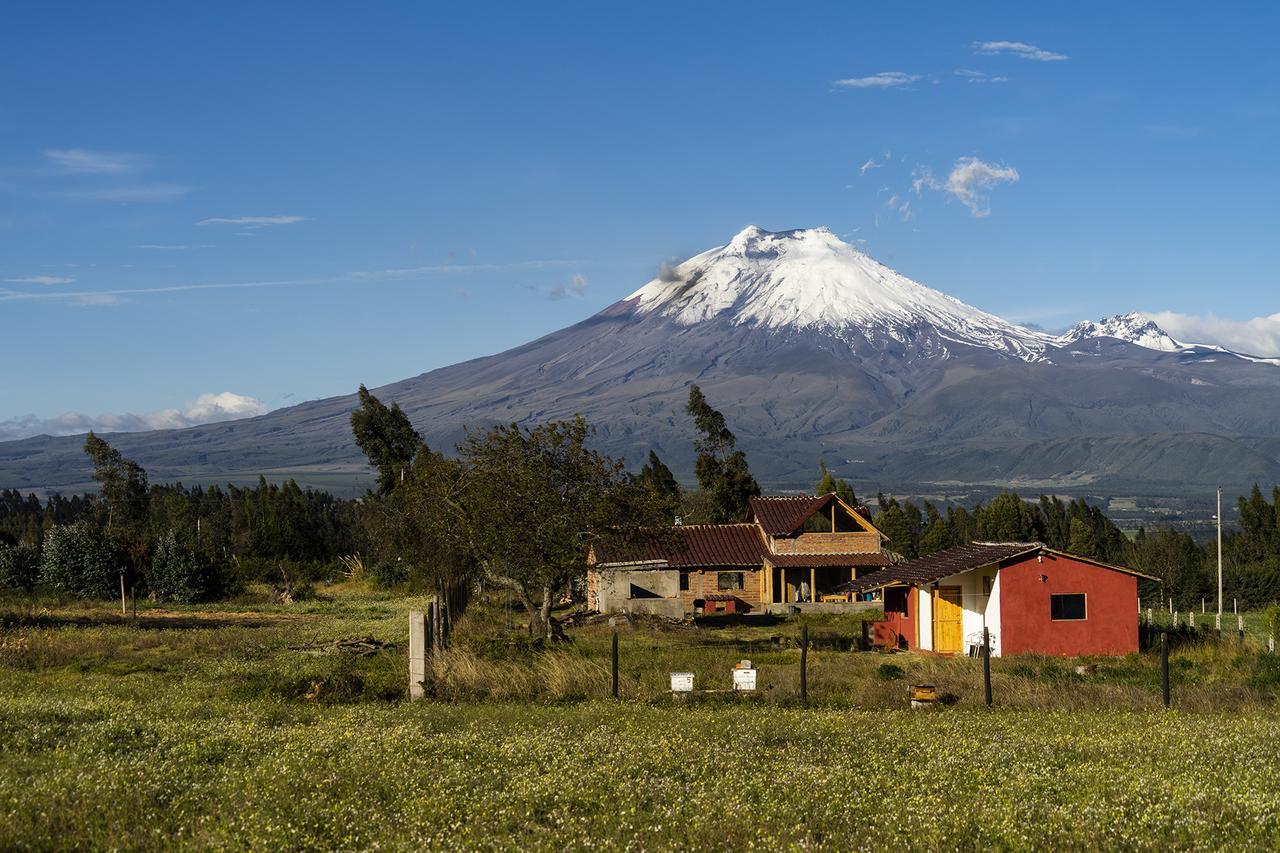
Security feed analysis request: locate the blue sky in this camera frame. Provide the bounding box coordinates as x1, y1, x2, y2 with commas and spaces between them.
3, 2, 1279, 436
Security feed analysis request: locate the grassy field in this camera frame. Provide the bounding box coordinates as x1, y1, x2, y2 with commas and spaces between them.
3, 587, 1280, 850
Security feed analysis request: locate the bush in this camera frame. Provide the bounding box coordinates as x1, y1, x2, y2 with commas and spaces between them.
149, 531, 215, 603
370, 560, 409, 589
39, 522, 117, 598
877, 663, 904, 680
0, 543, 40, 592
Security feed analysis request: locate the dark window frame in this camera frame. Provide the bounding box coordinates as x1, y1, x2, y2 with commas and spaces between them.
717, 571, 745, 591
1050, 592, 1088, 621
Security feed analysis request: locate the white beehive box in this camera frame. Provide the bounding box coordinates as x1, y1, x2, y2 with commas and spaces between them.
670, 672, 694, 692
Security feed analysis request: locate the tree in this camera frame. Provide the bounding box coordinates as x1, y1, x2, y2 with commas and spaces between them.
83, 432, 148, 540
0, 543, 39, 592
1067, 516, 1099, 558
685, 385, 759, 522
149, 530, 216, 603
638, 451, 681, 520
975, 492, 1042, 542
815, 460, 857, 506
39, 521, 116, 598
874, 494, 922, 560
351, 385, 424, 495
461, 416, 665, 639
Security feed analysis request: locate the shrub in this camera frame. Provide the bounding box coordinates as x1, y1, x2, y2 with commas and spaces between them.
877, 663, 904, 680
38, 522, 117, 598
149, 531, 215, 603
370, 560, 409, 589
0, 543, 40, 592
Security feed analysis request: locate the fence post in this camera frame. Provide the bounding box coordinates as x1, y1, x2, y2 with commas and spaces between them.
611, 630, 619, 699
800, 624, 809, 706
982, 627, 992, 708
409, 610, 427, 701
1238, 614, 1245, 645
1216, 612, 1222, 632
1160, 632, 1170, 709
1147, 608, 1153, 626
1270, 635, 1276, 655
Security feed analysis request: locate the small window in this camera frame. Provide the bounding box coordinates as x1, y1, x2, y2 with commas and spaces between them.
717, 572, 744, 591
1050, 593, 1087, 621
679, 573, 689, 592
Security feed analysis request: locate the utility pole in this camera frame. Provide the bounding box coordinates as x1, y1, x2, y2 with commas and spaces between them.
1216, 487, 1223, 616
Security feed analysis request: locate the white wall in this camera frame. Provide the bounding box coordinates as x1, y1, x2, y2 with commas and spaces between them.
915, 568, 1002, 655
916, 585, 933, 651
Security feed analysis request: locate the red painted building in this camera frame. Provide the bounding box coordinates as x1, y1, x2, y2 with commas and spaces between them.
849, 543, 1155, 657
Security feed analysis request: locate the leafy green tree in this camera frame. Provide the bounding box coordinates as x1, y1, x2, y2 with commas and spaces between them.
685, 385, 759, 522
975, 492, 1042, 542
815, 460, 857, 506
461, 416, 668, 639
1067, 516, 1098, 557
83, 432, 148, 540
149, 530, 215, 603
638, 451, 681, 520
350, 385, 424, 495
918, 502, 952, 555
874, 494, 922, 559
0, 543, 39, 592
39, 521, 116, 598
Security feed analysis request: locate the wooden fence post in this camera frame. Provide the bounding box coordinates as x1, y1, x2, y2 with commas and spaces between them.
1160, 632, 1170, 709
409, 610, 427, 701
799, 624, 809, 706
1238, 614, 1245, 645
982, 627, 992, 708
611, 630, 619, 699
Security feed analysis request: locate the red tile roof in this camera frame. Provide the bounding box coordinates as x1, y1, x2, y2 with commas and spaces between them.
841, 542, 1043, 593
595, 524, 768, 568
750, 495, 837, 536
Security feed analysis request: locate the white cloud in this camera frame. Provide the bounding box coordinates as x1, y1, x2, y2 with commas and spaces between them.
833, 71, 921, 89
971, 40, 1069, 62
549, 273, 589, 299
197, 215, 307, 227
953, 69, 1009, 83
135, 244, 216, 250
913, 156, 1020, 217
1144, 311, 1280, 357
44, 148, 144, 174
59, 184, 191, 202
859, 159, 881, 175
0, 391, 272, 441
5, 275, 74, 285
884, 194, 913, 221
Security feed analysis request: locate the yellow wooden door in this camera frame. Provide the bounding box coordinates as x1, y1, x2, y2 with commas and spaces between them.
932, 586, 963, 653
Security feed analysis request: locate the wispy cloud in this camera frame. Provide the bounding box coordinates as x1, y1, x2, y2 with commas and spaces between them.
0, 391, 272, 441
833, 71, 921, 89
971, 41, 1068, 62
134, 244, 216, 250
953, 69, 1009, 84
44, 148, 145, 174
58, 184, 191, 202
548, 273, 588, 300
0, 258, 582, 305
913, 156, 1020, 217
197, 215, 307, 227
884, 194, 913, 221
1145, 311, 1280, 357
859, 151, 892, 176
5, 275, 74, 286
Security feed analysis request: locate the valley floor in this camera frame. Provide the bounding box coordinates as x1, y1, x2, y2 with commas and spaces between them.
2, 589, 1279, 850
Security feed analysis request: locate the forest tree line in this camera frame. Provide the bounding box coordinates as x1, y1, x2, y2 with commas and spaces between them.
3, 385, 1280, 622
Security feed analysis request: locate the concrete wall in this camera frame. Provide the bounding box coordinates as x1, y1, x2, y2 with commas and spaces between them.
912, 569, 1002, 655
594, 567, 680, 614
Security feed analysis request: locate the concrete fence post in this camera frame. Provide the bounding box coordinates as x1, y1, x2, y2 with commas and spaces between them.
409, 610, 427, 701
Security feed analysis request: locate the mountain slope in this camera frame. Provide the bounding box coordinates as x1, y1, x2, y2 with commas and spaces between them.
3, 226, 1279, 497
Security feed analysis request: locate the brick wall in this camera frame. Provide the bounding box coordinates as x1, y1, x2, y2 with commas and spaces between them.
679, 568, 765, 613
770, 531, 879, 554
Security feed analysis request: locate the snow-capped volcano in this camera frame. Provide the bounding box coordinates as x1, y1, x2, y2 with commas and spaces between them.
1056, 313, 1184, 352
627, 226, 1051, 361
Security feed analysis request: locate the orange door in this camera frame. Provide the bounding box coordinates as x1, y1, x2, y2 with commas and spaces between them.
932, 586, 963, 653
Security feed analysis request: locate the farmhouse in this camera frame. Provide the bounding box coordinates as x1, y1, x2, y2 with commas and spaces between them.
588, 494, 891, 617
850, 542, 1156, 657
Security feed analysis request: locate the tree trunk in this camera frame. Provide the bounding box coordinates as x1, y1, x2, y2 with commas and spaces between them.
540, 584, 554, 641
